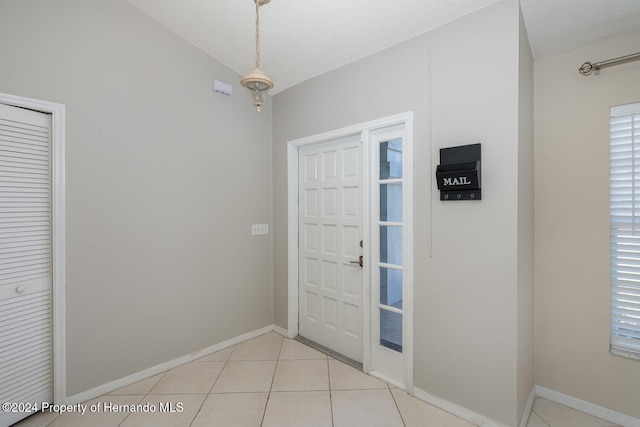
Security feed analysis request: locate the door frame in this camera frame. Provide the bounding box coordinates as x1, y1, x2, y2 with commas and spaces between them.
287, 112, 413, 390
0, 92, 67, 404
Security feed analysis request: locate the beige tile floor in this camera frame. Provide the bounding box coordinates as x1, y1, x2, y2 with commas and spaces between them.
12, 332, 621, 427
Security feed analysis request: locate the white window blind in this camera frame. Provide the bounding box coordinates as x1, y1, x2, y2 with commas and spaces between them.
610, 102, 640, 358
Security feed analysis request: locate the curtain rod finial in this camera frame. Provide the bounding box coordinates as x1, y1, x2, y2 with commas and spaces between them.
579, 61, 594, 76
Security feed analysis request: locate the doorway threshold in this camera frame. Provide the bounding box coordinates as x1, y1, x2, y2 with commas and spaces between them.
294, 335, 363, 371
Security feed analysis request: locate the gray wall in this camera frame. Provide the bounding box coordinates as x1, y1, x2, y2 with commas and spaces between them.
273, 1, 533, 425
534, 30, 640, 418
0, 0, 273, 396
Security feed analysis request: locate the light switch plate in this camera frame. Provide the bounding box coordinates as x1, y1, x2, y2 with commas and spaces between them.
251, 224, 268, 235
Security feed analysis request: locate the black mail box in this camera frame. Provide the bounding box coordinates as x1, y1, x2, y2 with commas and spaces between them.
436, 143, 481, 201
436, 161, 481, 191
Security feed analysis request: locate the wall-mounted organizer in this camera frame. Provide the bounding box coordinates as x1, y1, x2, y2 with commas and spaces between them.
435, 143, 481, 201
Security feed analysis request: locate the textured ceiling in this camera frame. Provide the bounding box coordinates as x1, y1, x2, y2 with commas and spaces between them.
521, 0, 640, 59
125, 0, 640, 94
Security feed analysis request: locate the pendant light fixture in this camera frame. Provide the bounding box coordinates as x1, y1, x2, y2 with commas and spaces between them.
240, 0, 274, 112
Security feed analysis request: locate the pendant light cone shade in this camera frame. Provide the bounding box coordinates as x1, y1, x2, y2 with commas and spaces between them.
241, 0, 274, 112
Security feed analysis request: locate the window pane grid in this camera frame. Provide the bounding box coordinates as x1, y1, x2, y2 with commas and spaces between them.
610, 104, 640, 356
379, 262, 402, 270
377, 138, 403, 353
378, 304, 403, 314
379, 178, 403, 184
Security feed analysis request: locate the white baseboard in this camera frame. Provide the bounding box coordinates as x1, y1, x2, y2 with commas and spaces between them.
66, 324, 275, 405
272, 324, 289, 337
412, 384, 639, 427
535, 385, 640, 427
411, 385, 533, 427
411, 386, 508, 427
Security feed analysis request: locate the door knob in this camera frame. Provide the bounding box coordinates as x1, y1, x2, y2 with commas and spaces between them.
349, 255, 363, 268
16, 286, 25, 294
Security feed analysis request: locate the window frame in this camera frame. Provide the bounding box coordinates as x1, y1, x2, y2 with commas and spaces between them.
610, 101, 640, 360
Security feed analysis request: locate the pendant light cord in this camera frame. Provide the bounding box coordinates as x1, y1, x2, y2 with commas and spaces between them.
255, 0, 261, 69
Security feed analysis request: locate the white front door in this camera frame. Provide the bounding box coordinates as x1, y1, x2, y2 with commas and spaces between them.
298, 134, 364, 362
0, 103, 53, 427
289, 112, 413, 388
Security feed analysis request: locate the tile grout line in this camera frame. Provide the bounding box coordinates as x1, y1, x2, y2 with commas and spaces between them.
116, 394, 146, 427
531, 408, 551, 427
327, 356, 335, 427
116, 370, 168, 427
43, 406, 59, 427
388, 384, 407, 427
185, 350, 235, 427
260, 335, 284, 426
205, 349, 232, 394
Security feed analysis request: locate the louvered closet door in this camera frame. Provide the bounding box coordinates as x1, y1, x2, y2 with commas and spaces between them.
0, 103, 52, 427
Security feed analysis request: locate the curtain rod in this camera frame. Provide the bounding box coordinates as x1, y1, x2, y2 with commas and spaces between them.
579, 51, 640, 76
